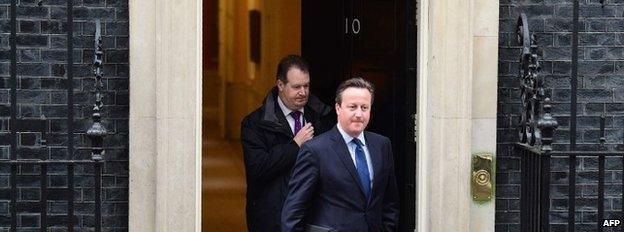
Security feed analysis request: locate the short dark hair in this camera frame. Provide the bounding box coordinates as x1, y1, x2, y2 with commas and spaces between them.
335, 77, 375, 105
276, 54, 310, 83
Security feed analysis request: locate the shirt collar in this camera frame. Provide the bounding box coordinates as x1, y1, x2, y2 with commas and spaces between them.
336, 123, 365, 146
277, 95, 304, 117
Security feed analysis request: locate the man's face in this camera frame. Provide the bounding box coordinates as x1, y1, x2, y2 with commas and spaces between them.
277, 67, 310, 110
335, 87, 372, 137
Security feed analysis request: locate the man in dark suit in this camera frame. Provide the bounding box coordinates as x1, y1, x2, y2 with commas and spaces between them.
241, 55, 334, 231
281, 77, 399, 232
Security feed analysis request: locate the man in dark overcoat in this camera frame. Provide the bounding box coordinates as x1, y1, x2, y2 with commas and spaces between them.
241, 54, 334, 232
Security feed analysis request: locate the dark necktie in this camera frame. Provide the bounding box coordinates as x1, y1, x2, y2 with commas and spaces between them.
290, 111, 302, 134
352, 138, 371, 200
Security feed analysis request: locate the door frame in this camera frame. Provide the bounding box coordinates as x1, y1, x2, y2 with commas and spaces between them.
129, 0, 203, 231
126, 0, 499, 231
416, 0, 499, 231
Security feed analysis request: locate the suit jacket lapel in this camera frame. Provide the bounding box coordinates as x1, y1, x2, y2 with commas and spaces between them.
366, 132, 384, 202
330, 127, 368, 201
303, 106, 316, 128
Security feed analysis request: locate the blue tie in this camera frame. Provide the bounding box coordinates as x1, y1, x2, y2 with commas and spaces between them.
352, 138, 371, 200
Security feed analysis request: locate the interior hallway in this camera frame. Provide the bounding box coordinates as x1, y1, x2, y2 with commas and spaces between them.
202, 117, 247, 231
201, 0, 301, 230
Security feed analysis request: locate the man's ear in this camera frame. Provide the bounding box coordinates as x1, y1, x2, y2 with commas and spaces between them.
276, 79, 285, 91
335, 103, 340, 115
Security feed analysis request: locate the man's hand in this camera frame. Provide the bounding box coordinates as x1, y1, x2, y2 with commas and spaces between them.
293, 123, 314, 147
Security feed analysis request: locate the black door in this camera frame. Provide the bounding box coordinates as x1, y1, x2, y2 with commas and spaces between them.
302, 0, 417, 230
